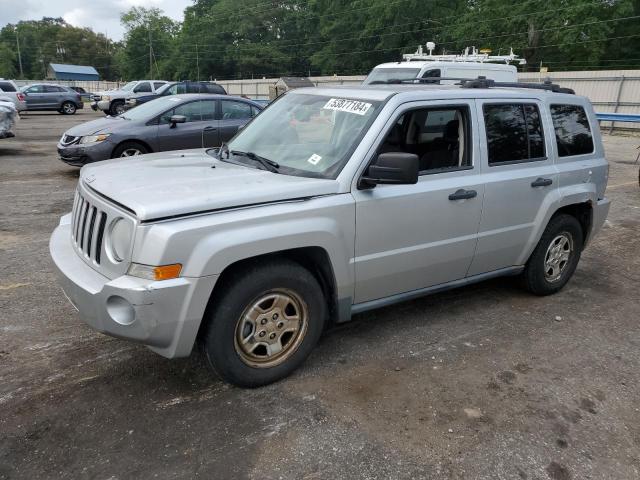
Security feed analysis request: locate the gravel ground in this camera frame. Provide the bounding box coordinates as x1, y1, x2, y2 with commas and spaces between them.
1, 110, 639, 480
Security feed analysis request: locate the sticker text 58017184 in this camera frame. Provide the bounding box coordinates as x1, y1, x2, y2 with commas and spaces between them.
323, 98, 372, 116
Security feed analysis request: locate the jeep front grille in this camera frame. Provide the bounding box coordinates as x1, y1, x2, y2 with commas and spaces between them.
71, 191, 108, 265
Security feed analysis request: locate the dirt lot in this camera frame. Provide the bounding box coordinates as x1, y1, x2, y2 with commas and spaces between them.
1, 110, 639, 480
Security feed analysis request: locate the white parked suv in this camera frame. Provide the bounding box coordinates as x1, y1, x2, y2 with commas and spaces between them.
93, 80, 168, 116
0, 79, 27, 112
50, 79, 610, 387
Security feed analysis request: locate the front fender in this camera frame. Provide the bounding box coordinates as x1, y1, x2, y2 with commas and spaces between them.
132, 194, 356, 301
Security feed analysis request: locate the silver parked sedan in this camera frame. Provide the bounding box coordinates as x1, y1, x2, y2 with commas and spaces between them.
57, 94, 263, 166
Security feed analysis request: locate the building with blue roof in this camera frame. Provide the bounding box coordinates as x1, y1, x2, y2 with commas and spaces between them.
47, 63, 100, 81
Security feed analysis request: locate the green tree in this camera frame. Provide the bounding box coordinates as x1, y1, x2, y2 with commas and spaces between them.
0, 43, 17, 78
117, 7, 179, 79
0, 18, 119, 80
444, 0, 635, 71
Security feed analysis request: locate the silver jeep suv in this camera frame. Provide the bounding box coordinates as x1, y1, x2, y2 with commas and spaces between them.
50, 82, 610, 387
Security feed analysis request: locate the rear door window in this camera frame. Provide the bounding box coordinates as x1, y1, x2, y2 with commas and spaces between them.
483, 103, 546, 165
153, 82, 165, 91
221, 100, 253, 120
550, 104, 594, 157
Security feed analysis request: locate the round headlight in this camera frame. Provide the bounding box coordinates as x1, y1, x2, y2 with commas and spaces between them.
107, 218, 132, 262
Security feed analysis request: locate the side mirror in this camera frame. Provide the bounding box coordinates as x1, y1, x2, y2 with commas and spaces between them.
359, 152, 419, 189
170, 115, 187, 128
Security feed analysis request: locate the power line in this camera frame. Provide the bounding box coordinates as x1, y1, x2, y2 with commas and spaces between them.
155, 15, 640, 62
178, 0, 608, 50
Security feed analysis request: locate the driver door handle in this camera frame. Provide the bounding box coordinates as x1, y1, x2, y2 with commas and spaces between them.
448, 189, 477, 201
531, 177, 553, 188
203, 126, 217, 131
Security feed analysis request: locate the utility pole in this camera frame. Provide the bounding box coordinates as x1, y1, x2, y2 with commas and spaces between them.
15, 27, 24, 78
196, 43, 200, 81
149, 27, 153, 77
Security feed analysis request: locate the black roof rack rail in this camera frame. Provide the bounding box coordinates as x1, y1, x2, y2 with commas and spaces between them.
461, 76, 575, 94
370, 76, 575, 94
369, 77, 473, 84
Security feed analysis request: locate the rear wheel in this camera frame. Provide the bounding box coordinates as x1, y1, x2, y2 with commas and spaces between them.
201, 260, 326, 387
60, 101, 76, 115
109, 101, 125, 116
112, 141, 148, 158
523, 214, 583, 295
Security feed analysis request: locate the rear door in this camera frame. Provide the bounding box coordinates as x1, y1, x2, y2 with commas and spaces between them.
156, 99, 219, 151
468, 99, 558, 275
46, 85, 66, 108
218, 99, 258, 142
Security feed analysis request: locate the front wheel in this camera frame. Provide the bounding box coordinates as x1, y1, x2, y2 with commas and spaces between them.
201, 260, 327, 387
109, 101, 125, 116
523, 214, 584, 296
112, 141, 148, 158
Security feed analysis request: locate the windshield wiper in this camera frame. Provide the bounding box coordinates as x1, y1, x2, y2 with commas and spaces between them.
230, 150, 280, 173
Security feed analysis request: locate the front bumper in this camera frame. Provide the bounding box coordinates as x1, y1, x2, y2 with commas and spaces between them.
90, 102, 99, 111
57, 140, 113, 166
97, 100, 111, 112
49, 217, 218, 358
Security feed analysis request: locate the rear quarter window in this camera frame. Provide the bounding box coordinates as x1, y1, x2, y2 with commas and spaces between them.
0, 81, 16, 92
550, 104, 594, 157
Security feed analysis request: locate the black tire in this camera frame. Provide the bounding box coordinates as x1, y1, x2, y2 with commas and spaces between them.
201, 259, 327, 388
523, 214, 584, 296
109, 100, 125, 116
60, 101, 77, 115
111, 141, 149, 158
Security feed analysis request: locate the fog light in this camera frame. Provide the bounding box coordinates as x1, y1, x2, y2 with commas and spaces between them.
106, 296, 136, 325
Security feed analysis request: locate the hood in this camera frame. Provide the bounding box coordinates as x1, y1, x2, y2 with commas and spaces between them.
65, 116, 132, 136
80, 150, 341, 221
98, 89, 126, 96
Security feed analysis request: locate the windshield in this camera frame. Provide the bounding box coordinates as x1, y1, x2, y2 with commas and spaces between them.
119, 96, 184, 121
225, 93, 383, 179
363, 67, 421, 84
121, 81, 137, 92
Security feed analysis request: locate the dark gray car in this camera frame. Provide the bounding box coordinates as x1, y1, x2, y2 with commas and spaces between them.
57, 94, 263, 166
21, 83, 84, 114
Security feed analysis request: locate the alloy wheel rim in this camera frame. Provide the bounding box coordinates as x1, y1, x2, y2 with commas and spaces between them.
120, 148, 142, 157
64, 103, 75, 113
234, 289, 308, 368
544, 232, 573, 282
115, 104, 125, 115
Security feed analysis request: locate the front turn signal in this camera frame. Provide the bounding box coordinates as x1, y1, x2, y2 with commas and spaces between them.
128, 263, 182, 281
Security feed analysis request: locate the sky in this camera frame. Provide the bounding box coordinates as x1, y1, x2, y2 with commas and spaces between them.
0, 0, 192, 41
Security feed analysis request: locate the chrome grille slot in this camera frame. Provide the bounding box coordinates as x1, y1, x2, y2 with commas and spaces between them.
79, 200, 89, 249
70, 190, 110, 266
86, 207, 97, 256
95, 212, 107, 265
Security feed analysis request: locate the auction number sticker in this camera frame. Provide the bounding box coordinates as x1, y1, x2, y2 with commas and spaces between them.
323, 98, 372, 116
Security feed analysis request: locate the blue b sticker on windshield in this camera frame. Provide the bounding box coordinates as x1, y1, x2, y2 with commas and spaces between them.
323, 98, 372, 116
308, 154, 322, 165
